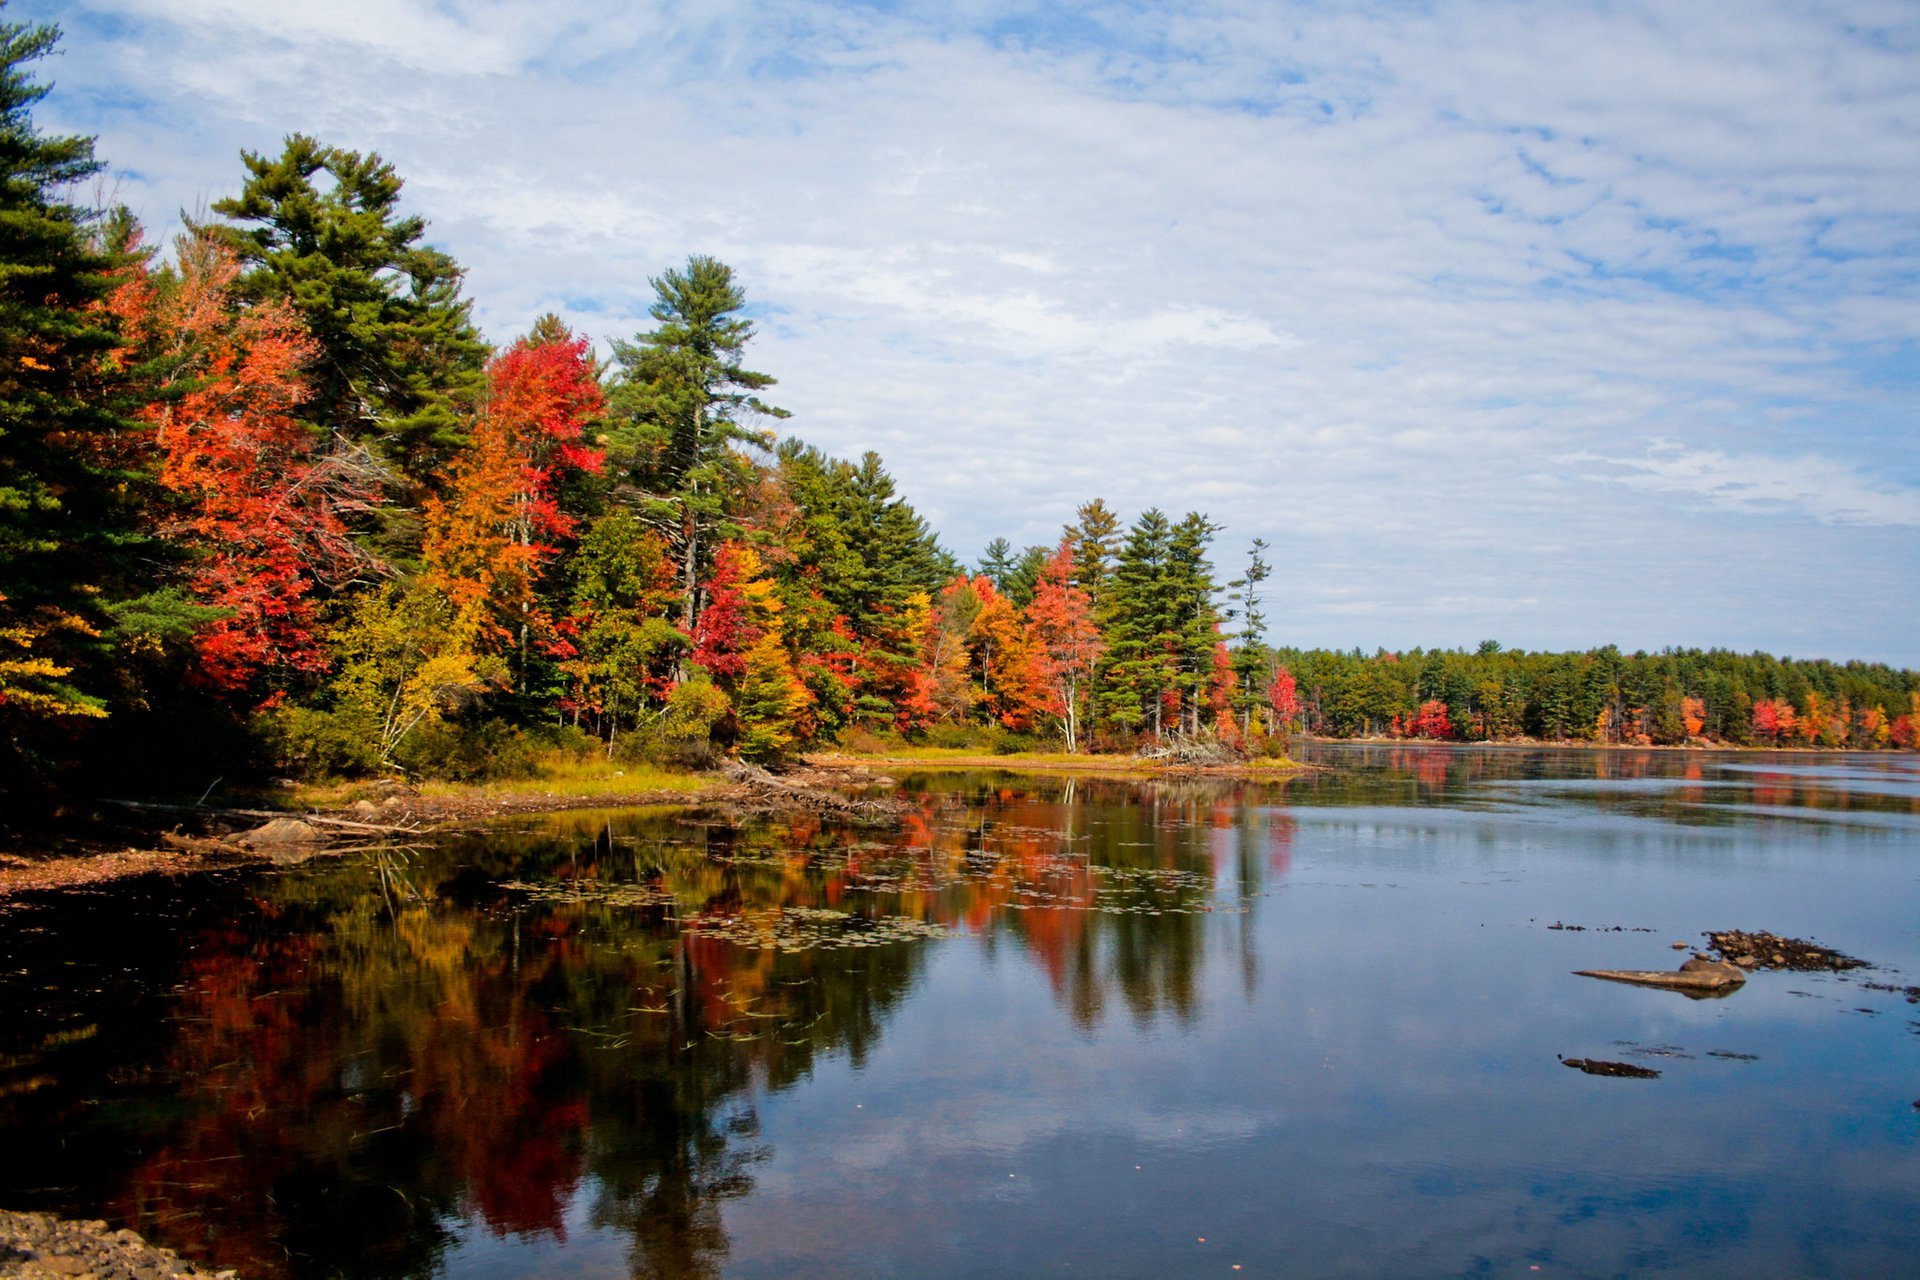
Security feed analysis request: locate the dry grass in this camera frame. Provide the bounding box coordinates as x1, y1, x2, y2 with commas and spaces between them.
280, 753, 715, 810
422, 756, 713, 800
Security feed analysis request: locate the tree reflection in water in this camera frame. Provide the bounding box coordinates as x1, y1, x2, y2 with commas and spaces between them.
0, 774, 1291, 1279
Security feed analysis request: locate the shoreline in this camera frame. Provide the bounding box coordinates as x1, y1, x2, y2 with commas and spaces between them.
805, 749, 1313, 778
3, 736, 1902, 905
1294, 735, 1914, 753
0, 784, 733, 906
0, 752, 1306, 904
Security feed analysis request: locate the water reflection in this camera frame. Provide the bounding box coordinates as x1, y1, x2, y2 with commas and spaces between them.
0, 775, 1290, 1278
1295, 741, 1920, 824
0, 754, 1914, 1278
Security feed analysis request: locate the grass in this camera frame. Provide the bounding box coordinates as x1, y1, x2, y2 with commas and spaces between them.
278, 752, 717, 810
419, 755, 714, 800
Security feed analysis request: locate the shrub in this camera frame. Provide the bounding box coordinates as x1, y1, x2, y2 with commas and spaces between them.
254, 704, 382, 778
835, 725, 902, 755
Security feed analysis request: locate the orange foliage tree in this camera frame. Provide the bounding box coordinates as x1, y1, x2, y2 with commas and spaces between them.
1023, 543, 1102, 751
966, 576, 1056, 731
135, 234, 366, 692
692, 542, 812, 756
422, 326, 604, 669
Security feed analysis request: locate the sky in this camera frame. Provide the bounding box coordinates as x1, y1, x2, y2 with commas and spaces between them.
21, 0, 1920, 665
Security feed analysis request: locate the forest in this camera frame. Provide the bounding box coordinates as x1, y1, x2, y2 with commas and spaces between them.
2, 17, 1915, 815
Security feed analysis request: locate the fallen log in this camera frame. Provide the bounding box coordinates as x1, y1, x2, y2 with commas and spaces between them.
100, 798, 424, 836
1576, 956, 1747, 992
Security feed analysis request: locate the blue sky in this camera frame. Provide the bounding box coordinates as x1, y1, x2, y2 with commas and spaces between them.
22, 0, 1920, 664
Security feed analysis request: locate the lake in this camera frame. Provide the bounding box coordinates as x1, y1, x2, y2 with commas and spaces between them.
1, 745, 1915, 1278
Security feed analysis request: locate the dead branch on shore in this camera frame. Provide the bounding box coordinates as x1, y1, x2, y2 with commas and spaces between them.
99, 798, 428, 837
1133, 733, 1244, 768
719, 759, 907, 823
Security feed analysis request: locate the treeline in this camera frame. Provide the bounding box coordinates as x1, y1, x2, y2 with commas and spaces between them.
0, 17, 1912, 810
1269, 644, 1920, 749
0, 16, 1239, 793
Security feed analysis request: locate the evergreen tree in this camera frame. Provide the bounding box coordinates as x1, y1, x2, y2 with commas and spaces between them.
976, 537, 1016, 588
0, 18, 185, 785
607, 256, 786, 644
1226, 537, 1271, 734
1165, 513, 1223, 734
1100, 509, 1178, 735
1064, 498, 1121, 739
208, 134, 487, 502
1003, 544, 1050, 609
1065, 499, 1121, 610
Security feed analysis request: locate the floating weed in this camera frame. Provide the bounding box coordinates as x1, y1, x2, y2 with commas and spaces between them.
499, 880, 679, 909
686, 906, 954, 953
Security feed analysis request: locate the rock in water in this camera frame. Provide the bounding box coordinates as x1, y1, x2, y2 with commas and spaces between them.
237, 817, 324, 847
236, 817, 331, 863
1574, 958, 1747, 992
1561, 1057, 1661, 1079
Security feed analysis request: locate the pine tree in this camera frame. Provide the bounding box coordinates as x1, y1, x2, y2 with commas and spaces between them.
1165, 513, 1224, 735
976, 537, 1016, 589
1064, 498, 1121, 740
0, 19, 171, 781
208, 135, 487, 502
1100, 509, 1177, 736
607, 256, 786, 646
1226, 537, 1271, 734
1003, 544, 1049, 609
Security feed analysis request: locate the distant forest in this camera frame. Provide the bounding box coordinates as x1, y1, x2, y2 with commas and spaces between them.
2, 18, 1914, 807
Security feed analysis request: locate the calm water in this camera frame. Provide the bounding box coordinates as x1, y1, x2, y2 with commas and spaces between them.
1, 746, 1916, 1278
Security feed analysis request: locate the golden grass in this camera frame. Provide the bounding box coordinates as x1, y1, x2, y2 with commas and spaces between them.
418, 756, 713, 800
278, 752, 715, 810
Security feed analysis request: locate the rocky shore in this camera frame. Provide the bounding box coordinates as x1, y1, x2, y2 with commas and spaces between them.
0, 1211, 234, 1280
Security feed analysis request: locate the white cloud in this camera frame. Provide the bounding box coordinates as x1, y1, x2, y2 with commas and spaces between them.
26, 0, 1920, 663
1566, 444, 1920, 528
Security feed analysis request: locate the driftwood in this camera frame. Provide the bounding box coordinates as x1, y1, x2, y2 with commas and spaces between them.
719, 760, 907, 823
101, 798, 426, 836
1576, 956, 1747, 992
1134, 733, 1243, 767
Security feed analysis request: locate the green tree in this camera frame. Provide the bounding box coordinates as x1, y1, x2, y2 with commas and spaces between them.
607, 256, 786, 645
1002, 544, 1050, 609
1165, 513, 1224, 734
1064, 498, 1122, 739
209, 134, 487, 501
0, 19, 198, 786
1226, 537, 1272, 734
976, 537, 1016, 588
1100, 510, 1220, 738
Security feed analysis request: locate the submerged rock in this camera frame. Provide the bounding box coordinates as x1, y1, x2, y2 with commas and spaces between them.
235, 818, 331, 863
237, 817, 325, 847
1705, 930, 1867, 972
1560, 1057, 1661, 1079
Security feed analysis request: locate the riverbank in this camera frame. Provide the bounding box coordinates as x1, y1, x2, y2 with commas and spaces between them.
807, 747, 1311, 778
0, 1209, 235, 1278
1298, 733, 1914, 752
0, 762, 736, 905
0, 749, 1315, 904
